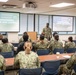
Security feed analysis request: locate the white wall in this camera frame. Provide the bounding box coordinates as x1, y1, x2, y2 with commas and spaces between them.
3, 33, 76, 43
19, 34, 76, 42
7, 32, 19, 43
59, 35, 76, 46
59, 35, 76, 41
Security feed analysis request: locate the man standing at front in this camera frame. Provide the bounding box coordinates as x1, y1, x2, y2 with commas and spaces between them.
42, 23, 52, 40
14, 42, 40, 69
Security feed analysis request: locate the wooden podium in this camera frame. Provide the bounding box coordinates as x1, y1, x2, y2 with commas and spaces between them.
27, 32, 37, 41
0, 34, 3, 40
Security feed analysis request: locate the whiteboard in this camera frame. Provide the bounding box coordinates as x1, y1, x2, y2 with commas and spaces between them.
53, 16, 73, 31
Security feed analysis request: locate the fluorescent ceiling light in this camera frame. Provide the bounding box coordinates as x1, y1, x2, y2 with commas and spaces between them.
22, 3, 25, 8
50, 3, 75, 8
0, 0, 8, 2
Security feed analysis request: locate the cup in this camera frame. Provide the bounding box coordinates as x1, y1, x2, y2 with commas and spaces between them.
56, 52, 60, 58
56, 52, 60, 55
14, 47, 17, 51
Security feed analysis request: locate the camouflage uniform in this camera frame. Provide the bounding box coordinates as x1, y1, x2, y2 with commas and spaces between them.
19, 37, 31, 43
50, 37, 55, 41
35, 41, 49, 50
44, 38, 48, 42
48, 40, 63, 53
0, 55, 5, 71
64, 42, 76, 52
42, 27, 52, 40
14, 51, 40, 69
58, 53, 76, 75
50, 37, 61, 43
0, 43, 14, 52
0, 40, 2, 44
36, 38, 48, 44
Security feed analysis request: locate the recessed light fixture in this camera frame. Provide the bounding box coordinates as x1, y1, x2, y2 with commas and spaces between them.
0, 0, 8, 2
50, 2, 75, 8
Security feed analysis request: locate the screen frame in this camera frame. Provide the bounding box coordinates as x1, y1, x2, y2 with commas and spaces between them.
0, 11, 20, 32
52, 15, 74, 32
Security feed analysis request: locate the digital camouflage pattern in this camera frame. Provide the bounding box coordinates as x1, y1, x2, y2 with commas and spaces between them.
58, 53, 76, 75
42, 27, 52, 40
35, 41, 49, 50
0, 55, 5, 71
48, 40, 63, 51
64, 42, 76, 51
14, 51, 40, 69
0, 43, 14, 52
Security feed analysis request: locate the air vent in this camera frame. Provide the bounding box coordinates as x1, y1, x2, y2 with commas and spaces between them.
2, 4, 17, 8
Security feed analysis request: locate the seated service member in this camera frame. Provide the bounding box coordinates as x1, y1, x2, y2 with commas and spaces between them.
64, 36, 76, 52
14, 42, 40, 69
35, 35, 49, 50
48, 34, 63, 53
36, 33, 48, 43
16, 34, 29, 54
51, 32, 58, 41
0, 54, 5, 71
58, 53, 76, 75
0, 38, 14, 52
19, 32, 31, 43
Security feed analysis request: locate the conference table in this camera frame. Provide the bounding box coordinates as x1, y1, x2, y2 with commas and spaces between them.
5, 53, 73, 67
39, 53, 73, 62
5, 58, 14, 67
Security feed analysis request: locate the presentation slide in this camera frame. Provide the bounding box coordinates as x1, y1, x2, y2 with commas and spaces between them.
53, 16, 73, 31
0, 12, 19, 32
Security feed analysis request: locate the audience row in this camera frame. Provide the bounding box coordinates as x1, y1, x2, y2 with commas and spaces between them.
0, 31, 76, 75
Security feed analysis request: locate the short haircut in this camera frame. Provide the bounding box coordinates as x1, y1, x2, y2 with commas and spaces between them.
23, 32, 27, 35
40, 35, 44, 40
24, 41, 32, 50
54, 34, 59, 41
23, 34, 29, 42
68, 36, 73, 42
46, 23, 49, 25
53, 32, 58, 37
24, 41, 32, 48
2, 38, 8, 43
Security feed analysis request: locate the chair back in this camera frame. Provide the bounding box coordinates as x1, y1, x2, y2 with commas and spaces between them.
42, 60, 60, 74
0, 51, 14, 58
74, 64, 76, 72
53, 48, 64, 54
0, 71, 4, 75
66, 48, 76, 53
19, 67, 42, 75
37, 49, 50, 56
